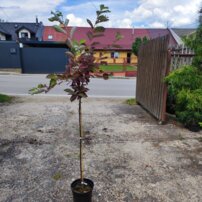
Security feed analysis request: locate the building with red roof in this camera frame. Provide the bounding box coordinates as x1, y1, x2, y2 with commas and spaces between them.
43, 26, 177, 65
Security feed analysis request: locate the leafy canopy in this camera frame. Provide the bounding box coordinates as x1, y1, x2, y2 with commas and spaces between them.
183, 7, 202, 71
29, 5, 122, 102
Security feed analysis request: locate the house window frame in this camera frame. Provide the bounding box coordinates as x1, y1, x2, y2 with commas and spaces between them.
48, 35, 53, 40
18, 29, 31, 39
111, 51, 119, 58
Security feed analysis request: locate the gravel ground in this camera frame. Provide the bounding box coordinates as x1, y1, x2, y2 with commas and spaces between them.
0, 96, 202, 202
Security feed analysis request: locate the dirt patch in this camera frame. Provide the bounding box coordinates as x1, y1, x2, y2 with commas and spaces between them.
0, 96, 201, 202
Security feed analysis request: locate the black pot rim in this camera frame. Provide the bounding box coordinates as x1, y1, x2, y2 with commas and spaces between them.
71, 178, 94, 195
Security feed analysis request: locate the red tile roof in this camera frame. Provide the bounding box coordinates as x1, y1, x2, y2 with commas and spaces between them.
43, 26, 177, 50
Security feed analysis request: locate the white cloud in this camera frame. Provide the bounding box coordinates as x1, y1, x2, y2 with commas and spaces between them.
149, 21, 165, 28
0, 0, 65, 23
171, 17, 192, 27
125, 0, 201, 27
153, 8, 170, 20
0, 0, 201, 28
115, 18, 132, 28
125, 6, 152, 22
66, 14, 88, 27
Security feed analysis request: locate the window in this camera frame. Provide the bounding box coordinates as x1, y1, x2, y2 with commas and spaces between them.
20, 32, 29, 38
111, 52, 119, 58
18, 29, 31, 39
48, 35, 53, 40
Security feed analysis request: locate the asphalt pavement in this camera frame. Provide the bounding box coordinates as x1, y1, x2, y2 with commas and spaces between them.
0, 74, 136, 98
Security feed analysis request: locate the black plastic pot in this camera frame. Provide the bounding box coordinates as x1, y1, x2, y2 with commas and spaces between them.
71, 178, 94, 202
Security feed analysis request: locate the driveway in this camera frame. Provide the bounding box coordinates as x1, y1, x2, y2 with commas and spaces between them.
0, 96, 201, 202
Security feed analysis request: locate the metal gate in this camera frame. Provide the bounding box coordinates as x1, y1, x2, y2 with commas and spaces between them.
20, 41, 68, 74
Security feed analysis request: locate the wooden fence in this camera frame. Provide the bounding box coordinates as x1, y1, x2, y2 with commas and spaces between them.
136, 35, 170, 122
170, 45, 195, 71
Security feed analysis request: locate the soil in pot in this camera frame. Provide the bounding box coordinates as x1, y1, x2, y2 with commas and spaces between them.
71, 178, 94, 202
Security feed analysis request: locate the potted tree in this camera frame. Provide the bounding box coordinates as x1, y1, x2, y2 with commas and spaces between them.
30, 4, 122, 202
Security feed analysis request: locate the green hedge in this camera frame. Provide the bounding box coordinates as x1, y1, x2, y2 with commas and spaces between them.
165, 65, 202, 131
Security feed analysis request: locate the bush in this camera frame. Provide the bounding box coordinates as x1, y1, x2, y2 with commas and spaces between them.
165, 66, 202, 94
0, 94, 13, 103
175, 89, 202, 131
165, 65, 202, 131
165, 66, 202, 114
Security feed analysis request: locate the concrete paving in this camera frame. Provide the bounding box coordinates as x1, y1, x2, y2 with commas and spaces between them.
0, 96, 202, 202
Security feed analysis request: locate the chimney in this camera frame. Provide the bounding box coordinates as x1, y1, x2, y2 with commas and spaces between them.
36, 16, 39, 25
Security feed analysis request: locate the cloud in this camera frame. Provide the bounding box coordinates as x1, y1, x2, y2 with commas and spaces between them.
62, 0, 137, 28
0, 0, 65, 23
0, 0, 201, 28
125, 0, 201, 27
149, 22, 165, 28
66, 14, 88, 27
125, 6, 153, 21
64, 0, 201, 28
111, 18, 132, 28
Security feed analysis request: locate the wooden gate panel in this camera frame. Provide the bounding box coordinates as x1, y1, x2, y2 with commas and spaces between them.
136, 35, 170, 121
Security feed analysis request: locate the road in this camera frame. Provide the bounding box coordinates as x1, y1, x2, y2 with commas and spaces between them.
0, 74, 136, 98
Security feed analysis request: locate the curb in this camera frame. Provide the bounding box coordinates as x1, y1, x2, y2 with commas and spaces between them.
0, 72, 21, 75
110, 76, 136, 79
0, 72, 136, 79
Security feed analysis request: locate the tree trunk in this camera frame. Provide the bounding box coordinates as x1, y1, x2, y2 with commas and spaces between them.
79, 98, 84, 182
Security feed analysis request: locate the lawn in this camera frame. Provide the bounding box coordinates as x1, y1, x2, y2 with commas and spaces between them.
0, 94, 13, 103
100, 64, 137, 72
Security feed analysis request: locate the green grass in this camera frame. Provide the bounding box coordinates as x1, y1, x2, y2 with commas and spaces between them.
100, 64, 137, 72
0, 94, 13, 103
125, 98, 136, 105
52, 172, 62, 181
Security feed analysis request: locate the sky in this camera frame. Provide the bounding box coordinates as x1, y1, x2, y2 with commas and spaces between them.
0, 0, 201, 28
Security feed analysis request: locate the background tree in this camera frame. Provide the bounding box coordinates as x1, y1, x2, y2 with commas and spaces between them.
132, 36, 149, 56
193, 7, 202, 70
183, 7, 202, 71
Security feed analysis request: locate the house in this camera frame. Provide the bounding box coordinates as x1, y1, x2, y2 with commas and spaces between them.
43, 26, 178, 65
0, 18, 44, 41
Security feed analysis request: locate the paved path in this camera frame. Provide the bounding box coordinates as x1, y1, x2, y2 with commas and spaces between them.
0, 74, 136, 98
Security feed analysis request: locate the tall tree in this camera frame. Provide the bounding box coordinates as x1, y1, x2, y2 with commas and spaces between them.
193, 7, 202, 70
132, 37, 149, 56
184, 7, 202, 71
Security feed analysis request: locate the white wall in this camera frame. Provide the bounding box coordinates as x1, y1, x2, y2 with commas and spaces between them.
0, 33, 6, 40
